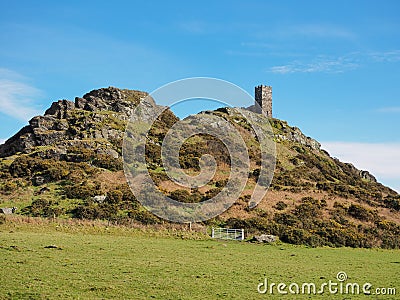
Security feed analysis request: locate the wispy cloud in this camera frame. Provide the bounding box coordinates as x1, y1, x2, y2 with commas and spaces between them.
0, 68, 43, 121
322, 142, 400, 192
289, 24, 355, 39
254, 23, 356, 40
369, 50, 400, 63
377, 106, 400, 113
269, 55, 359, 74
268, 50, 400, 74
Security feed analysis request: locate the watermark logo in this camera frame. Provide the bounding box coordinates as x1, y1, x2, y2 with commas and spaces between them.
257, 271, 396, 296
122, 78, 276, 223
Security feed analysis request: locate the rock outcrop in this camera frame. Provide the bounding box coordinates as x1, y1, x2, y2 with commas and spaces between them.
0, 87, 149, 158
359, 170, 377, 182
251, 234, 278, 243
45, 100, 75, 119
275, 125, 321, 150
215, 106, 321, 150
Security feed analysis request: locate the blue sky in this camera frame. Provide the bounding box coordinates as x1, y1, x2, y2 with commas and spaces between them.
0, 0, 399, 191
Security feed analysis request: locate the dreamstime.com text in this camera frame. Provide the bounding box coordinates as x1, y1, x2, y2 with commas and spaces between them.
257, 272, 396, 296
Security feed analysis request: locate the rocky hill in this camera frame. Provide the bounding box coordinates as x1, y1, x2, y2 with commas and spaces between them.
0, 87, 399, 248
0, 87, 148, 158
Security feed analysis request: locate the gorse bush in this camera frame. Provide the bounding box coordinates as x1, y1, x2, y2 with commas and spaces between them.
64, 181, 102, 200
347, 204, 376, 222
92, 154, 123, 171
128, 210, 161, 225
10, 156, 69, 179
105, 190, 123, 205
219, 195, 400, 249
384, 196, 400, 211
24, 199, 64, 218
273, 201, 287, 211
0, 181, 18, 194
9, 155, 98, 184
72, 204, 103, 220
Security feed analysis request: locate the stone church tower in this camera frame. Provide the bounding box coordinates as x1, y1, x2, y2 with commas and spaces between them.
255, 85, 272, 117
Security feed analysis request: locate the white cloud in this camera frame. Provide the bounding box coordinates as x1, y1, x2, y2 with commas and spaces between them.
267, 50, 400, 74
369, 50, 400, 62
0, 139, 5, 145
289, 24, 355, 39
0, 68, 43, 121
269, 56, 359, 74
254, 23, 355, 40
322, 142, 400, 192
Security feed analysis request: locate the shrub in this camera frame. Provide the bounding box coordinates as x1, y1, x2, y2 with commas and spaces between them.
92, 154, 123, 171
272, 174, 300, 187
9, 156, 71, 182
289, 157, 301, 166
280, 227, 311, 245
128, 210, 160, 225
28, 199, 50, 216
189, 188, 203, 203
1, 181, 18, 194
322, 228, 347, 247
115, 184, 139, 209
25, 199, 64, 218
98, 203, 119, 220
273, 201, 287, 211
274, 213, 299, 227
215, 179, 228, 188
64, 181, 101, 199
66, 146, 95, 162
72, 205, 102, 220
293, 202, 321, 219
145, 143, 161, 167
169, 189, 191, 203
105, 190, 123, 205
250, 168, 260, 180
9, 156, 33, 177
149, 170, 169, 185
203, 188, 222, 200
179, 155, 200, 170
46, 165, 69, 181
348, 204, 375, 222
381, 234, 400, 249
384, 196, 400, 211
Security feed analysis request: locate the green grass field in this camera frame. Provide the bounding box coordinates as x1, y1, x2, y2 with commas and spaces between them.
0, 218, 399, 299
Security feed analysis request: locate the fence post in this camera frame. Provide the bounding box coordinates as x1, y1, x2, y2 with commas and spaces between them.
211, 227, 214, 238
241, 229, 244, 240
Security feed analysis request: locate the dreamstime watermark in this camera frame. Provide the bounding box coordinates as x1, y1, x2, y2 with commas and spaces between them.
257, 271, 396, 296
122, 77, 276, 223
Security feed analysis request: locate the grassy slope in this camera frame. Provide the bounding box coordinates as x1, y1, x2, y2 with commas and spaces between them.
1, 218, 398, 299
